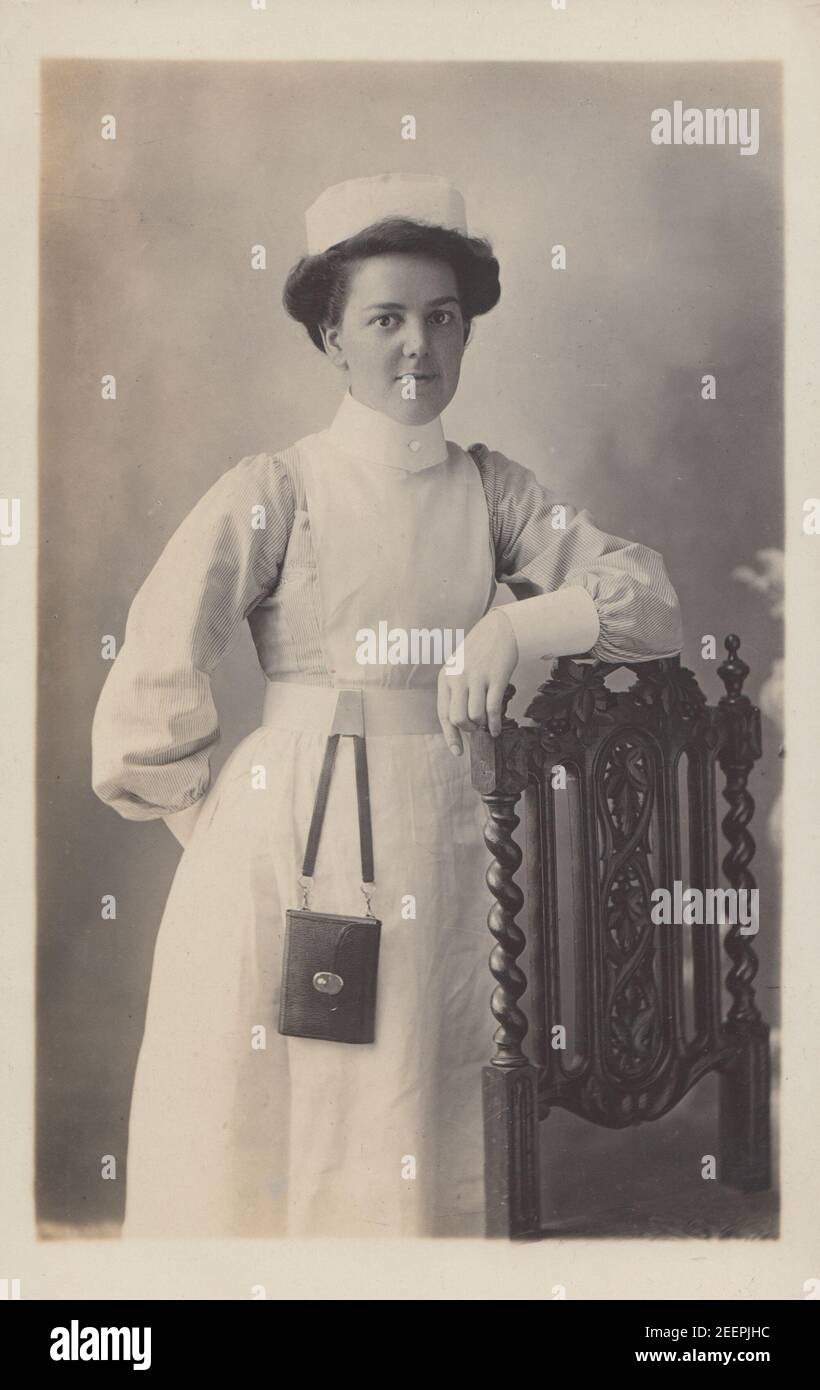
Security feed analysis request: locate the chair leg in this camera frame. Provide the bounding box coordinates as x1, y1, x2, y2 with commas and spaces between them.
716, 637, 772, 1193
483, 1064, 541, 1238
718, 1018, 772, 1191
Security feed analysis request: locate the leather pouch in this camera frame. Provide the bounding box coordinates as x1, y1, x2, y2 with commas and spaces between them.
279, 908, 381, 1044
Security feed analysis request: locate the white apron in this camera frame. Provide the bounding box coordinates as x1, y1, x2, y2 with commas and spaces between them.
121, 433, 500, 1240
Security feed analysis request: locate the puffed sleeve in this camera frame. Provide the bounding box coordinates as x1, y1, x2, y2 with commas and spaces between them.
91, 452, 295, 820
473, 446, 683, 663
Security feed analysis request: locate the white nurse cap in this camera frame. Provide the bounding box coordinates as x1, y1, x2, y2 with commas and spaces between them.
305, 173, 468, 255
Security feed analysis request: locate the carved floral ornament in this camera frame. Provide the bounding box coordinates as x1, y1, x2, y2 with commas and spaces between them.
524, 655, 713, 745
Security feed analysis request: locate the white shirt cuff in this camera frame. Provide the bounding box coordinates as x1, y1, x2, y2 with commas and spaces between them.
497, 586, 601, 663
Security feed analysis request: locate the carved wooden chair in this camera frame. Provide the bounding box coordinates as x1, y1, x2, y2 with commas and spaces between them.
470, 634, 771, 1238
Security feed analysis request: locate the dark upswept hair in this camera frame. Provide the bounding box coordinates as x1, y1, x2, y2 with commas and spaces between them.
282, 216, 501, 354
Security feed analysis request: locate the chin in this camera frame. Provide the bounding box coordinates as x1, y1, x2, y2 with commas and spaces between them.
393, 382, 451, 420
395, 401, 438, 425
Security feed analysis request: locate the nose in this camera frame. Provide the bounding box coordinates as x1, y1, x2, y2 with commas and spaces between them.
400, 316, 431, 360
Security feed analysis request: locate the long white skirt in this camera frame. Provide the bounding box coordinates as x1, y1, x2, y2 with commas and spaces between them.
120, 722, 495, 1240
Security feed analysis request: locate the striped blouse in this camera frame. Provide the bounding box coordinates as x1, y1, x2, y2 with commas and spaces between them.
91, 440, 683, 820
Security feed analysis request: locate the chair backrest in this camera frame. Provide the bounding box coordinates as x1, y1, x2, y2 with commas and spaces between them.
470, 634, 769, 1236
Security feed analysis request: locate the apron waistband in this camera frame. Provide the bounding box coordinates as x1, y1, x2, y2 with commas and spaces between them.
261, 680, 443, 736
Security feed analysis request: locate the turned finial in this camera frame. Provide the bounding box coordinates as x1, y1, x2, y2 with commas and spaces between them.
718, 634, 749, 703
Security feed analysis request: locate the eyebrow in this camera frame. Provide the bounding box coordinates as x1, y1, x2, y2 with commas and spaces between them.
362, 296, 461, 311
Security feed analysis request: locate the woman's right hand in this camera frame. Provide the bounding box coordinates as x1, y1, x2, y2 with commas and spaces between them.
436, 608, 519, 754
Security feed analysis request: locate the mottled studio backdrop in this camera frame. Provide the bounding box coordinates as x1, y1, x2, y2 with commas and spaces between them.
38, 60, 782, 1231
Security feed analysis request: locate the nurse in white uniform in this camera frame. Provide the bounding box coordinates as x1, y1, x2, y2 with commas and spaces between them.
91, 173, 683, 1239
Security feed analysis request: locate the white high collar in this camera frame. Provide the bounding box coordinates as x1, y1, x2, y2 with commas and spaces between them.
324, 386, 449, 473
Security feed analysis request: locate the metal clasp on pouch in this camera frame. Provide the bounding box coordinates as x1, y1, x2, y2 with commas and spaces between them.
313, 971, 344, 995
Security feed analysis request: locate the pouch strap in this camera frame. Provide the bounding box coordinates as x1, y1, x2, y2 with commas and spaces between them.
300, 693, 374, 888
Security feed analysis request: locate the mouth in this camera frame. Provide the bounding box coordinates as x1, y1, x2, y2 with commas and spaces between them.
396, 372, 438, 382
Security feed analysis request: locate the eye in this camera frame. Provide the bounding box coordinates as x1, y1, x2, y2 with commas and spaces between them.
371, 314, 398, 328
430, 309, 455, 325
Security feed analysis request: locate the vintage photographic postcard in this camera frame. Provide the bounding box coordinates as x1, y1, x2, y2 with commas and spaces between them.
1, 0, 818, 1303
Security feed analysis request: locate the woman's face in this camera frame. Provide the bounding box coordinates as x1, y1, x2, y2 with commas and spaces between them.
320, 253, 467, 424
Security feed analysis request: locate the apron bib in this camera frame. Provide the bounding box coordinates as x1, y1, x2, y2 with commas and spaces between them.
300, 432, 496, 689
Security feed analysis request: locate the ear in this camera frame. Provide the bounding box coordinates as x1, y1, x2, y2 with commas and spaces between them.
320, 322, 347, 369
